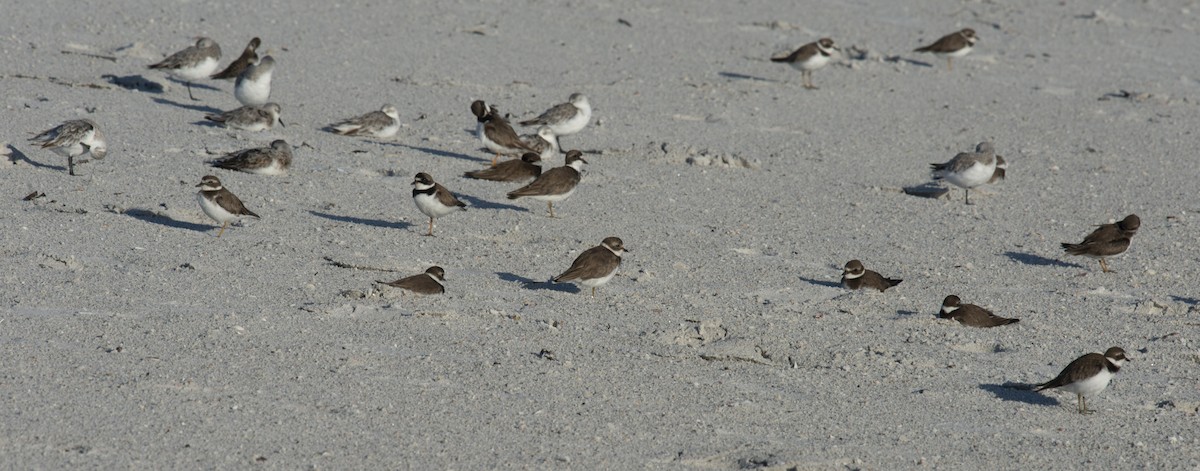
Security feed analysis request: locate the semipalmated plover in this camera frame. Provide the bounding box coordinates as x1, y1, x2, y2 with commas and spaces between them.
28, 119, 107, 176
938, 295, 1019, 327
377, 266, 446, 295
472, 100, 536, 166
520, 126, 559, 161
930, 141, 997, 205
770, 38, 838, 89
211, 37, 260, 80
411, 172, 466, 236
914, 28, 977, 71
209, 139, 292, 176
519, 93, 592, 147
989, 155, 1007, 184
204, 103, 283, 132
554, 237, 627, 297
464, 152, 542, 182
234, 55, 274, 106
1035, 347, 1128, 414
840, 260, 901, 292
1061, 214, 1140, 273
506, 149, 586, 217
196, 175, 259, 238
330, 104, 400, 138
148, 37, 221, 100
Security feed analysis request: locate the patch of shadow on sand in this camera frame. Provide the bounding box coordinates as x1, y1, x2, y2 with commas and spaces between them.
459, 194, 528, 212
102, 74, 163, 93
718, 71, 778, 82
896, 310, 923, 318
797, 276, 841, 288
979, 382, 1059, 406
1003, 251, 1082, 269
385, 143, 489, 164
309, 211, 411, 230
123, 208, 212, 232
152, 97, 222, 114
1170, 295, 1199, 305
8, 146, 66, 172
903, 182, 950, 199
497, 272, 580, 294
884, 56, 935, 67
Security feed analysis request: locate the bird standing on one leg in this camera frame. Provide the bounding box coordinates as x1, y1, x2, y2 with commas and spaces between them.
411, 173, 466, 236
1061, 214, 1140, 273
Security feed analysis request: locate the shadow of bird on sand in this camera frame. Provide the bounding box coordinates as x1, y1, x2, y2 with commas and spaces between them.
979, 382, 1059, 406
496, 272, 580, 294
797, 276, 842, 288
309, 210, 412, 230
1003, 251, 1083, 269
121, 208, 212, 232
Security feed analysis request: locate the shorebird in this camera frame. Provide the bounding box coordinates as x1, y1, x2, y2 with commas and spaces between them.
930, 141, 997, 205
472, 100, 536, 166
208, 139, 293, 176
330, 104, 401, 138
506, 150, 586, 217
464, 152, 542, 182
519, 93, 592, 148
770, 38, 838, 89
196, 175, 259, 238
211, 37, 261, 80
1035, 347, 1128, 414
938, 295, 1019, 327
204, 103, 283, 132
411, 172, 466, 236
1061, 214, 1140, 273
377, 266, 446, 295
28, 119, 107, 176
148, 37, 221, 100
840, 260, 902, 292
914, 28, 977, 71
234, 55, 275, 106
554, 237, 627, 297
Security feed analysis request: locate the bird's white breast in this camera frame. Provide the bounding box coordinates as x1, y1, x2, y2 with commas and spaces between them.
793, 53, 831, 72
413, 192, 458, 218
578, 269, 616, 287
1060, 369, 1115, 397
236, 71, 272, 106
943, 161, 994, 189
198, 193, 237, 223
550, 103, 591, 136
174, 57, 219, 81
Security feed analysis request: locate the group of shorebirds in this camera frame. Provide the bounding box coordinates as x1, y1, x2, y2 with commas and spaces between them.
19, 26, 1138, 414
834, 209, 1137, 413
771, 28, 1137, 414
770, 27, 977, 89
24, 35, 623, 300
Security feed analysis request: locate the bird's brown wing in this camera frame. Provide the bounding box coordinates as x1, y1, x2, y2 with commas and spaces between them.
214, 190, 259, 218
520, 102, 576, 126
771, 42, 818, 63
485, 119, 535, 151
1036, 353, 1106, 390
554, 246, 618, 282
434, 183, 467, 209
507, 167, 579, 198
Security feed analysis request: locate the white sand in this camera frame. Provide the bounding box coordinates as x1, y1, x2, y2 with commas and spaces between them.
3, 0, 1199, 468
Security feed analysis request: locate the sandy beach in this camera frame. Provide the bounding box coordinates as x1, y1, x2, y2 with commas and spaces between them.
3, 0, 1199, 468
